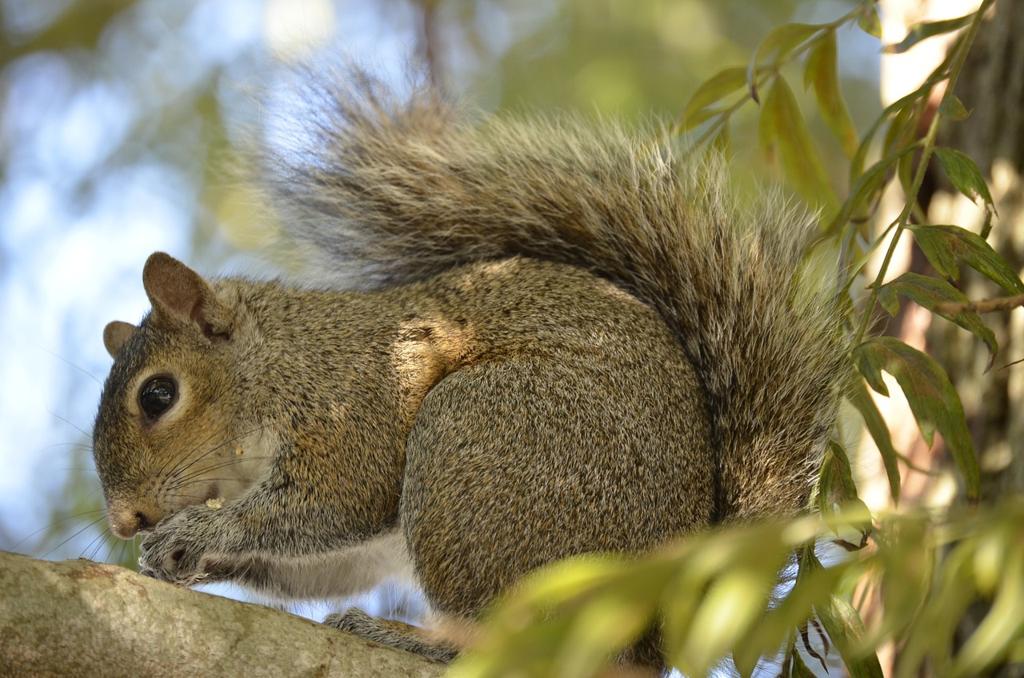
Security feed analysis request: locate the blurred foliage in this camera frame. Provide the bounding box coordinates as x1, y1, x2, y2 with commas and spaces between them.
453, 500, 1024, 677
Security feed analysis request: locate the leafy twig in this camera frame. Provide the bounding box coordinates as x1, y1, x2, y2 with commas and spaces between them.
852, 0, 995, 348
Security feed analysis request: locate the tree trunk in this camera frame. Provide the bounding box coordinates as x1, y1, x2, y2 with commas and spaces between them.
0, 550, 445, 677
928, 0, 1024, 503
875, 0, 1024, 508
871, 1, 1024, 675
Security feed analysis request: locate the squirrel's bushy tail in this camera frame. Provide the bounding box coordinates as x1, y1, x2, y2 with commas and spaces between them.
261, 73, 846, 520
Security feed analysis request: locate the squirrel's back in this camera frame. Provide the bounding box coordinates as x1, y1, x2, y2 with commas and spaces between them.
260, 71, 846, 521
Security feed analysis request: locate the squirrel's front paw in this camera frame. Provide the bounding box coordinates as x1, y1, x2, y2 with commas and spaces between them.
138, 506, 219, 586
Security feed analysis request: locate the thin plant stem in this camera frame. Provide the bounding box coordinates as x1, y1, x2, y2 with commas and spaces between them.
852, 0, 995, 348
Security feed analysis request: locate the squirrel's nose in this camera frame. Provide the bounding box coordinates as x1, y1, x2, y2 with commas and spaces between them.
107, 501, 160, 538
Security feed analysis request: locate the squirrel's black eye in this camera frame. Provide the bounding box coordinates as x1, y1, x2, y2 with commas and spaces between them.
138, 376, 177, 420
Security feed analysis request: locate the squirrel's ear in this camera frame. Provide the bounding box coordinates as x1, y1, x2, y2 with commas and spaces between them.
102, 321, 136, 358
142, 252, 232, 339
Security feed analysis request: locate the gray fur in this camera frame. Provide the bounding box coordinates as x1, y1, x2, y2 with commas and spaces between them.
262, 74, 846, 520
92, 74, 845, 671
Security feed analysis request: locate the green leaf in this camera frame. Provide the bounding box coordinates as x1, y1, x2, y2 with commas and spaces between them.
817, 442, 873, 549
738, 549, 847, 675
830, 144, 917, 235
661, 562, 708, 669
880, 272, 998, 364
896, 539, 976, 678
857, 4, 882, 38
816, 596, 885, 678
934, 147, 996, 214
791, 652, 821, 678
555, 581, 659, 678
804, 30, 858, 157
748, 23, 824, 101
884, 12, 975, 54
854, 337, 979, 500
856, 342, 889, 396
850, 77, 937, 182
954, 542, 1024, 676
848, 380, 902, 503
450, 612, 575, 677
911, 224, 1024, 295
481, 555, 624, 638
882, 102, 921, 163
939, 94, 971, 121
711, 122, 731, 155
759, 76, 839, 214
680, 559, 787, 675
755, 23, 823, 63
678, 106, 721, 133
681, 67, 748, 130
819, 441, 861, 507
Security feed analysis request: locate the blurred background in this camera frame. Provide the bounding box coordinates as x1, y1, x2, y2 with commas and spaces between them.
0, 0, 880, 616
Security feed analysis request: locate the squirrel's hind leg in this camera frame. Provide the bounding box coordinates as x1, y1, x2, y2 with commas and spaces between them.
323, 608, 459, 664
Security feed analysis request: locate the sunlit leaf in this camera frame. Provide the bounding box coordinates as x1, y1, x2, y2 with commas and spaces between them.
854, 337, 979, 500
736, 547, 849, 674
477, 555, 625, 645
748, 23, 823, 101
884, 12, 975, 54
450, 613, 576, 678
555, 583, 660, 678
896, 542, 975, 678
679, 562, 785, 675
661, 561, 709, 668
857, 4, 882, 38
681, 67, 748, 130
830, 144, 917, 234
804, 30, 858, 157
847, 380, 901, 503
815, 596, 884, 678
878, 519, 933, 640
954, 541, 1024, 676
759, 76, 839, 214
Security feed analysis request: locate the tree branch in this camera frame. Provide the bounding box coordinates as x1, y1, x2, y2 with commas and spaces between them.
0, 550, 445, 677
935, 292, 1024, 314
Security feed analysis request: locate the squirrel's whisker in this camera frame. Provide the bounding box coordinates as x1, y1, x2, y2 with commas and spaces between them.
164, 425, 268, 482
165, 454, 275, 491
39, 441, 94, 452
49, 411, 91, 438
155, 425, 223, 481
11, 507, 109, 551
42, 515, 108, 560
81, 526, 112, 562
154, 383, 238, 478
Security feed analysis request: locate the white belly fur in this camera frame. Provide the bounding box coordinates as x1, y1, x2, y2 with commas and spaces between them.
233, 529, 416, 601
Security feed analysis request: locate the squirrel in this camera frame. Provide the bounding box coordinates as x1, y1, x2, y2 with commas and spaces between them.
92, 72, 846, 670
